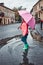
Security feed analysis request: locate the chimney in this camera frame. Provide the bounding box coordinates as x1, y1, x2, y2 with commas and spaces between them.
0, 3, 4, 6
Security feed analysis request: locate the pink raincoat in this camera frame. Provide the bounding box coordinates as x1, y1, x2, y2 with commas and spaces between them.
20, 20, 28, 36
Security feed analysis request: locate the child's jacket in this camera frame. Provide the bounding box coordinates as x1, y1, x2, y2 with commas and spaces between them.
20, 20, 28, 36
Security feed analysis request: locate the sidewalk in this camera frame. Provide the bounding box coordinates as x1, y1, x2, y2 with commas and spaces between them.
0, 33, 43, 65
30, 23, 43, 42
35, 23, 43, 36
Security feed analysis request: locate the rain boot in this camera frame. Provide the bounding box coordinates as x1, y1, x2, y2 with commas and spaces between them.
23, 44, 29, 50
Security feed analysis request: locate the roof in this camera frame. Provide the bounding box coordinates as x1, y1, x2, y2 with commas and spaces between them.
30, 0, 42, 12
33, 0, 42, 7
0, 4, 14, 12
30, 8, 33, 13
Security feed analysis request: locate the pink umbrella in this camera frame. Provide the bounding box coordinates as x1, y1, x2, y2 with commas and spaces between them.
28, 17, 35, 29
18, 10, 35, 29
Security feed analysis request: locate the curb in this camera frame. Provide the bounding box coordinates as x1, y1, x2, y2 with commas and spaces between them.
0, 34, 22, 48
30, 30, 43, 42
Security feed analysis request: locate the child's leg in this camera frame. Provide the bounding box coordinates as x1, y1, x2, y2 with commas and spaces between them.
24, 34, 29, 49
21, 34, 29, 49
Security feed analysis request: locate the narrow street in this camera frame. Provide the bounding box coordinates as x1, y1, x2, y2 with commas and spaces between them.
0, 32, 43, 65
0, 23, 21, 40
0, 0, 43, 65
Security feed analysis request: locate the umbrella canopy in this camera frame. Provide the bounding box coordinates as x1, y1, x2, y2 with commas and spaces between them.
18, 10, 35, 29
18, 10, 32, 23
28, 17, 35, 29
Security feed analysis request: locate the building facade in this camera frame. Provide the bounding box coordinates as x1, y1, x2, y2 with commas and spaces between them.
30, 0, 43, 23
0, 3, 15, 25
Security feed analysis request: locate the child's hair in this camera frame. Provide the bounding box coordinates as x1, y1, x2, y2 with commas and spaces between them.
22, 19, 25, 23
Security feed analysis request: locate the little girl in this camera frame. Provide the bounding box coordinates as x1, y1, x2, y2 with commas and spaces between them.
18, 19, 29, 50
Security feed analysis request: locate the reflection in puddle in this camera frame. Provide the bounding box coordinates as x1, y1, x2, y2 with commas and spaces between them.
19, 49, 34, 65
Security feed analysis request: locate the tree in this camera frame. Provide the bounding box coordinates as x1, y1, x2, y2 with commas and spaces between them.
13, 6, 26, 22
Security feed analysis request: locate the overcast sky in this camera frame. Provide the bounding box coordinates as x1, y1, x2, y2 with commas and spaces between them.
0, 0, 39, 12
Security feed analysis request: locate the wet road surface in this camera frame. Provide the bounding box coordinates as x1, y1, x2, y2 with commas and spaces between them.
0, 32, 43, 65
0, 23, 21, 40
